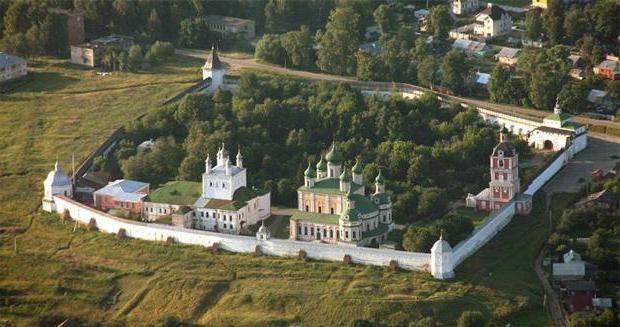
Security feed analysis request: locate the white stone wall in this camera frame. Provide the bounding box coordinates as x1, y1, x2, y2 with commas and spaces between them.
524, 147, 570, 196
50, 196, 431, 271
451, 202, 516, 267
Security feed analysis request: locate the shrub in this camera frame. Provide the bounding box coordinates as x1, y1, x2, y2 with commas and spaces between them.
457, 311, 485, 327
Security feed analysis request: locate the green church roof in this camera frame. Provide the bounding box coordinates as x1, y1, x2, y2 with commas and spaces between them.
298, 178, 362, 195
544, 112, 571, 122
371, 192, 391, 205
304, 161, 316, 178
341, 207, 361, 221
325, 142, 344, 164
290, 211, 340, 225
375, 170, 385, 184
348, 193, 378, 215
316, 156, 327, 171
339, 167, 351, 182
352, 158, 363, 174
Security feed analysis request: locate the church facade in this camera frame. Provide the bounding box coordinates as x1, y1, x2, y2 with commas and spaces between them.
528, 100, 587, 153
143, 144, 271, 234
289, 143, 394, 246
466, 130, 532, 214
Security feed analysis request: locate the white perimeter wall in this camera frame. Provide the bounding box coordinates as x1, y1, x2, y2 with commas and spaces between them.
52, 196, 430, 271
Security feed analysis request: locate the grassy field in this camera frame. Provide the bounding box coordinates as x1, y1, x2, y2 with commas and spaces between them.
0, 58, 558, 326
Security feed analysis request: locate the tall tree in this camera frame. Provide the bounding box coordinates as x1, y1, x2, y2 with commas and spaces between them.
417, 56, 438, 89
315, 7, 360, 75
427, 5, 451, 39
440, 49, 469, 95
524, 9, 543, 41
280, 25, 315, 68
373, 4, 395, 33
542, 0, 564, 45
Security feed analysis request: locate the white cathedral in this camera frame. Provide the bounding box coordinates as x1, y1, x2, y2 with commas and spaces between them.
143, 144, 271, 235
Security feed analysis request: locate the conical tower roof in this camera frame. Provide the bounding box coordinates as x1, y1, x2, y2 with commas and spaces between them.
304, 161, 316, 178
204, 45, 223, 70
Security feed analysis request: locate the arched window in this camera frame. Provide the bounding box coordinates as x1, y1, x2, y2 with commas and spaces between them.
352, 231, 356, 239
305, 205, 309, 212
330, 208, 334, 214
345, 231, 349, 239
318, 206, 322, 213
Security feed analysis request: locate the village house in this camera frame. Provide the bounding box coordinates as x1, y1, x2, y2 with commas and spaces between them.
93, 179, 149, 216
586, 89, 617, 113
143, 144, 271, 235
593, 55, 620, 80
0, 52, 27, 83
289, 143, 394, 247
575, 189, 618, 210
449, 24, 476, 40
466, 130, 533, 214
70, 34, 134, 67
474, 4, 512, 38
451, 0, 480, 15
452, 39, 491, 57
204, 15, 256, 39
494, 47, 520, 65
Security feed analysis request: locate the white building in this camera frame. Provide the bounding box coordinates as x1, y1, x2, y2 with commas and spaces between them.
0, 52, 27, 83
204, 15, 256, 39
452, 0, 480, 15
143, 144, 271, 235
474, 4, 512, 38
202, 46, 225, 93
42, 161, 73, 212
529, 99, 587, 151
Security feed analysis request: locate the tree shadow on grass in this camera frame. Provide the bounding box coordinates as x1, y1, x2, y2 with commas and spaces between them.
1, 71, 79, 94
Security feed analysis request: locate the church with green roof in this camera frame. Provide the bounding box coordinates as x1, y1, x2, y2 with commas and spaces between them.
290, 143, 394, 246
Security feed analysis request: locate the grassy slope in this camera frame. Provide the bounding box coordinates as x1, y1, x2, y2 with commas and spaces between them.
0, 59, 557, 326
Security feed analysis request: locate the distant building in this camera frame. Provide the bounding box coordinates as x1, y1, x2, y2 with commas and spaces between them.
586, 89, 617, 113
49, 8, 85, 46
452, 39, 491, 57
531, 0, 549, 8
593, 55, 620, 80
575, 189, 618, 210
202, 46, 225, 93
494, 47, 520, 65
137, 139, 154, 153
93, 179, 149, 215
474, 4, 512, 37
359, 42, 382, 56
563, 280, 596, 312
474, 72, 491, 86
452, 0, 480, 15
204, 15, 255, 39
449, 24, 476, 40
70, 34, 134, 67
289, 143, 394, 246
0, 52, 27, 83
466, 130, 532, 214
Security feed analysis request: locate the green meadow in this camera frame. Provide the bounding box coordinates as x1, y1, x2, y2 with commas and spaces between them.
0, 58, 556, 326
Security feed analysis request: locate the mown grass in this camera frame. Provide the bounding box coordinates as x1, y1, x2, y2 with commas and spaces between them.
0, 59, 554, 326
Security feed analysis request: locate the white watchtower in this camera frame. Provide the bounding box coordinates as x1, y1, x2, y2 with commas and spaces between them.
42, 160, 73, 212
430, 233, 455, 279
202, 45, 225, 92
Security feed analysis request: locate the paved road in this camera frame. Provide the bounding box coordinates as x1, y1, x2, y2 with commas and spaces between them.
177, 48, 620, 133
544, 134, 620, 194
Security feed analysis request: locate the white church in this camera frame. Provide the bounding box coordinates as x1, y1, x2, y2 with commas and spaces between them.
142, 144, 271, 235
41, 161, 73, 212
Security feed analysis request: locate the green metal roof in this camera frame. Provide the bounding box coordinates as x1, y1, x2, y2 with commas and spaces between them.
370, 192, 391, 205
341, 207, 361, 221
348, 194, 378, 215
290, 211, 340, 225
375, 170, 385, 184
544, 112, 571, 122
325, 143, 343, 164
304, 162, 316, 178
146, 181, 202, 206
352, 158, 363, 174
202, 186, 268, 211
316, 156, 327, 171
298, 178, 362, 195
339, 167, 351, 182
562, 121, 584, 130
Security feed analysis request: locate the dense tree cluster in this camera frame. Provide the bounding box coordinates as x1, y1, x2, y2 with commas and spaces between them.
402, 212, 474, 252
114, 72, 499, 223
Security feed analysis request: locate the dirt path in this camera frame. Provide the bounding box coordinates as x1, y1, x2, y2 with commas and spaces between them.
176, 49, 620, 133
